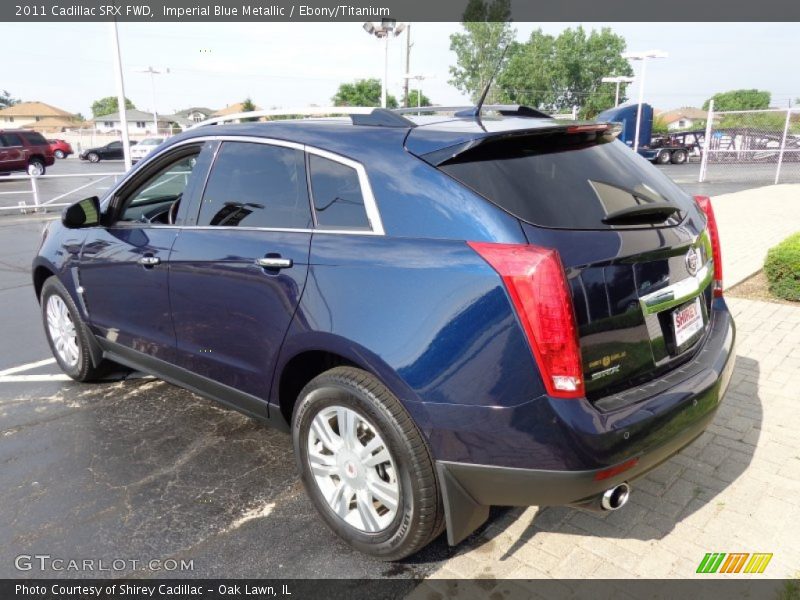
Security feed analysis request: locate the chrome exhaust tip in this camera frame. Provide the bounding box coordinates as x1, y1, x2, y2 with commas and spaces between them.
601, 482, 630, 511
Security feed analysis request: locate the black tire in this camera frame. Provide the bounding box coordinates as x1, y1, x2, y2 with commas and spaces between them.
671, 149, 688, 164
656, 150, 671, 165
87, 152, 100, 163
40, 277, 111, 382
27, 158, 46, 176
54, 150, 65, 159
293, 366, 444, 560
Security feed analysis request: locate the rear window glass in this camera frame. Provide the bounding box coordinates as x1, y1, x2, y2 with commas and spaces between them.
438, 135, 693, 230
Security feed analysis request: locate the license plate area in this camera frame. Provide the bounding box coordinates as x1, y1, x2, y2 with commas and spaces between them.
672, 296, 705, 350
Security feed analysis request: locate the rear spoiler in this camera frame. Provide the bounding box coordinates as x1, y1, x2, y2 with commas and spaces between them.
413, 123, 615, 167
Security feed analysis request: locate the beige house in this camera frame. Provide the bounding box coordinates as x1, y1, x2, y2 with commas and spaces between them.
657, 107, 708, 131
0, 101, 79, 129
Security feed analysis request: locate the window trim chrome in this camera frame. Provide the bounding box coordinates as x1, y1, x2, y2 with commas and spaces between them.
103, 135, 385, 236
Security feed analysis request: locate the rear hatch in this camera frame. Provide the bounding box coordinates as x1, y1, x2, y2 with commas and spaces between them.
413, 123, 714, 403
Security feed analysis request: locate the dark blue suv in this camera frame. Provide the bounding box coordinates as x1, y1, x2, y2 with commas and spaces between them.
33, 107, 735, 560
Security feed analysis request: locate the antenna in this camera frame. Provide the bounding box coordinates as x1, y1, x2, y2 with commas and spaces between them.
457, 43, 510, 119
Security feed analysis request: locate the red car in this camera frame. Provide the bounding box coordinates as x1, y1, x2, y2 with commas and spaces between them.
48, 139, 73, 159
0, 130, 55, 176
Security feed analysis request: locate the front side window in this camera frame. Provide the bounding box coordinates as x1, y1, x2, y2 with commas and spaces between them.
117, 152, 199, 223
197, 142, 311, 229
309, 154, 369, 230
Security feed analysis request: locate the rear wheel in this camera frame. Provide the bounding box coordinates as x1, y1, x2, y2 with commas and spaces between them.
27, 158, 45, 176
656, 150, 671, 164
293, 366, 444, 560
671, 149, 688, 164
40, 277, 110, 381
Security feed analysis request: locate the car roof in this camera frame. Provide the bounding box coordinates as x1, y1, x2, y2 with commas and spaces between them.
165, 114, 591, 163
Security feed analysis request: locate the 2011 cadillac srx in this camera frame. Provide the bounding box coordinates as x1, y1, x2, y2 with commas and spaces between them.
33, 106, 735, 560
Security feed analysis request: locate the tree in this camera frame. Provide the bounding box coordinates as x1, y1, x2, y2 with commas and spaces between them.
406, 89, 432, 108
240, 97, 259, 122
448, 0, 516, 103
332, 78, 398, 108
91, 96, 135, 118
0, 90, 19, 110
497, 26, 633, 118
702, 89, 770, 111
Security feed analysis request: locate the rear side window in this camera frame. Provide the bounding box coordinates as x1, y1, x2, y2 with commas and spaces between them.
20, 131, 48, 146
309, 154, 370, 230
438, 135, 693, 230
198, 141, 312, 229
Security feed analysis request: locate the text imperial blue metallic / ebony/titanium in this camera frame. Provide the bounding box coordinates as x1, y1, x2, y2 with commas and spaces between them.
32, 107, 735, 560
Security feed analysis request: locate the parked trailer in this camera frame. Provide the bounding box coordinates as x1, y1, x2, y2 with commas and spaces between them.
597, 103, 692, 165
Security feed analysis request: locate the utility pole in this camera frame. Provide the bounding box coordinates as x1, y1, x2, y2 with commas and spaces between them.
403, 25, 412, 108
109, 21, 132, 171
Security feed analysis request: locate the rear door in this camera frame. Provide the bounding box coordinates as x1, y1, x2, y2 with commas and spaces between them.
435, 131, 712, 401
169, 139, 312, 402
104, 141, 123, 159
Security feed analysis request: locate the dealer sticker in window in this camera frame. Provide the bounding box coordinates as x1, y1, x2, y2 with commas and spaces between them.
673, 296, 704, 347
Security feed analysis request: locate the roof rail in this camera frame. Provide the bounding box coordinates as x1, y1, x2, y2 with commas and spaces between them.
190, 107, 416, 129
393, 104, 553, 119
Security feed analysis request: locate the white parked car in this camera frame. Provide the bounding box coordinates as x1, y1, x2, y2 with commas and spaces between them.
130, 137, 165, 163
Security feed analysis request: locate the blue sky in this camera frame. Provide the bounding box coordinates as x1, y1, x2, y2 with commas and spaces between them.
4, 22, 797, 117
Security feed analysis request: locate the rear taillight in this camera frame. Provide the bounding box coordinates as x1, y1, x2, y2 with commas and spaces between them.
694, 195, 723, 297
468, 242, 584, 399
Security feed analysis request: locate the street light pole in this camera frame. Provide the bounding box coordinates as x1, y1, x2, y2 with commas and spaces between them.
403, 74, 431, 115
601, 76, 636, 107
137, 66, 168, 134
363, 20, 406, 109
622, 51, 667, 153
109, 21, 132, 171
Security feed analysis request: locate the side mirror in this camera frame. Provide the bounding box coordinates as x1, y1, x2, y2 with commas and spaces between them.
62, 196, 101, 229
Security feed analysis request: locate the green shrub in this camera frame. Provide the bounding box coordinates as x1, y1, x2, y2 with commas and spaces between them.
764, 232, 800, 302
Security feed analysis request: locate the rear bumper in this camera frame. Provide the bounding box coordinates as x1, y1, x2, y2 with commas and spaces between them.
437, 302, 735, 545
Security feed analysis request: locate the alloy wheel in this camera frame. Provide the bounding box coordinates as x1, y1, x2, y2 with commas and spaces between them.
307, 405, 400, 533
46, 295, 80, 367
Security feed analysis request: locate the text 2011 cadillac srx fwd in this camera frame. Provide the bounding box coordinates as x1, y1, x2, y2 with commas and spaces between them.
33, 106, 734, 559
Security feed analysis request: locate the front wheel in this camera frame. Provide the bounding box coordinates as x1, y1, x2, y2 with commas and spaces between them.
293, 367, 444, 560
87, 152, 100, 163
40, 277, 111, 381
54, 150, 65, 159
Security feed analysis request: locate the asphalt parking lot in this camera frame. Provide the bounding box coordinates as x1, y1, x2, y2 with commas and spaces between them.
1, 163, 799, 580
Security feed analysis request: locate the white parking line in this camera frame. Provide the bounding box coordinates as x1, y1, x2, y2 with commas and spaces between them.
0, 374, 71, 383
0, 358, 56, 377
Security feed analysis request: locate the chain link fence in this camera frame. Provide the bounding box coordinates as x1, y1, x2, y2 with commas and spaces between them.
699, 104, 800, 184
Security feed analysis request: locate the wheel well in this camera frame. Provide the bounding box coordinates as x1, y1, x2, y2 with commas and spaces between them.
278, 351, 357, 424
28, 154, 45, 164
33, 266, 54, 301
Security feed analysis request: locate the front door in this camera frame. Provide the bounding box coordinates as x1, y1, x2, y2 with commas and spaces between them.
79, 142, 215, 362
169, 140, 312, 402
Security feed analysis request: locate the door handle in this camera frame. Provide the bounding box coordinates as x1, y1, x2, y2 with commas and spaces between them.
138, 256, 161, 267
255, 257, 293, 270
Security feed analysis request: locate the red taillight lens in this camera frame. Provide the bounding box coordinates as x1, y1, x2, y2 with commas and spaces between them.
694, 195, 723, 297
468, 242, 584, 399
593, 457, 639, 481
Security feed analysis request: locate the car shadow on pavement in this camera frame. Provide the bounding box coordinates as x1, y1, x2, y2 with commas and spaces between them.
418, 354, 762, 564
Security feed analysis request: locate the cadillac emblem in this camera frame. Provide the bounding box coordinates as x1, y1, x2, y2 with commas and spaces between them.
685, 247, 700, 276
